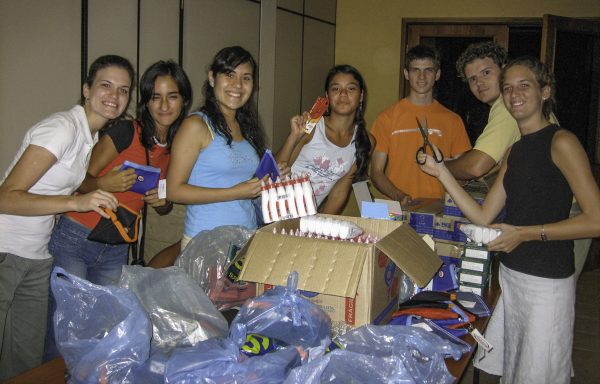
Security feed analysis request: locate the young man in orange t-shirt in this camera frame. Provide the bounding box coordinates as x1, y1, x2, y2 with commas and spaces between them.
370, 45, 471, 204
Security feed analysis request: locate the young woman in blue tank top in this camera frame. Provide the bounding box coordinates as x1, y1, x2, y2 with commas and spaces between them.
419, 57, 600, 384
167, 46, 268, 249
276, 65, 373, 214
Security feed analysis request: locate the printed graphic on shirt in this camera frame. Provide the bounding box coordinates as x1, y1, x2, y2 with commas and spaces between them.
228, 142, 257, 168
305, 154, 349, 197
391, 127, 443, 137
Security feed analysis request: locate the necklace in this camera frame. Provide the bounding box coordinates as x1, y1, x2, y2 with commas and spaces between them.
152, 135, 167, 148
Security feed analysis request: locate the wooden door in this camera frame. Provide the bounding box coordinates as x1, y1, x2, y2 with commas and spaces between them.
541, 14, 600, 164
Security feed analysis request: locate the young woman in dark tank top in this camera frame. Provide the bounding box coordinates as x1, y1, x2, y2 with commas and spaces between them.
418, 56, 600, 384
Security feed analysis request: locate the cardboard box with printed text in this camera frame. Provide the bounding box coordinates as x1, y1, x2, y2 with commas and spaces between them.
237, 214, 442, 334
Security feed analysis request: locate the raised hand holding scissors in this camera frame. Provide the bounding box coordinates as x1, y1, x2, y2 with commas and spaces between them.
415, 117, 444, 165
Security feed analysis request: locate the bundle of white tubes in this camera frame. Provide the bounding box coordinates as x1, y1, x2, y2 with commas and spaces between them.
459, 223, 502, 245
299, 215, 364, 240
261, 174, 317, 224
273, 221, 378, 243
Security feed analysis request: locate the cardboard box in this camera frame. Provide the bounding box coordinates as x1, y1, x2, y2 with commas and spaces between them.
237, 214, 441, 334
407, 199, 443, 236
464, 243, 492, 261
459, 270, 488, 285
459, 283, 484, 296
433, 215, 469, 243
443, 192, 485, 219
460, 257, 490, 274
435, 240, 464, 259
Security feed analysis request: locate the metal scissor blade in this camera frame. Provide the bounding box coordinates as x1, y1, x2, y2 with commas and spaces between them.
416, 117, 428, 140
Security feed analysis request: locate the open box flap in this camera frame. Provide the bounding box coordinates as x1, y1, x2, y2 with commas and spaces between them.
375, 224, 442, 288
239, 230, 370, 298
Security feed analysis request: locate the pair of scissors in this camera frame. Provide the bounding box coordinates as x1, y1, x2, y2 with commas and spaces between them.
415, 117, 444, 165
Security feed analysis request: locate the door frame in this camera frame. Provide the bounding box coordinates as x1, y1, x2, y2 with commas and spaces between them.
401, 18, 540, 97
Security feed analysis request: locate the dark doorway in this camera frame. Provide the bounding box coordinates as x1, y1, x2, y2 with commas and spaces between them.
405, 23, 543, 145
421, 36, 492, 145
416, 27, 543, 145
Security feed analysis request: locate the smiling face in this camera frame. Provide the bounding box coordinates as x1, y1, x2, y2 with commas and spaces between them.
147, 75, 184, 133
464, 57, 502, 105
209, 61, 254, 116
83, 66, 132, 129
326, 73, 362, 117
501, 64, 550, 126
403, 58, 440, 96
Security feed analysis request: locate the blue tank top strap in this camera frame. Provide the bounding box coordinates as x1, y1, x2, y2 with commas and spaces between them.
190, 111, 215, 139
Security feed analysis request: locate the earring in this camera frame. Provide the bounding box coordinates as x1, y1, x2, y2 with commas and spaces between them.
209, 80, 214, 87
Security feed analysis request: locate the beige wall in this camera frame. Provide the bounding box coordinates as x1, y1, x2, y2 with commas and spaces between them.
0, 0, 81, 174
335, 0, 600, 126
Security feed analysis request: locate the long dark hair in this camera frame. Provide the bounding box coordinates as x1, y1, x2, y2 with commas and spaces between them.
137, 60, 193, 150
199, 46, 266, 156
324, 64, 371, 182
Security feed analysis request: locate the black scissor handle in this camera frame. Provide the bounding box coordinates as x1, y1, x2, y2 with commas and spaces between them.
416, 146, 427, 165
416, 144, 444, 164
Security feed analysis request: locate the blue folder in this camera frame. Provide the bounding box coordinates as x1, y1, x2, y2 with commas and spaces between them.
120, 160, 161, 195
255, 149, 280, 182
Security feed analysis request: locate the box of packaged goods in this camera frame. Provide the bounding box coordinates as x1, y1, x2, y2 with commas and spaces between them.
460, 257, 491, 275
407, 199, 444, 236
443, 192, 485, 219
236, 214, 441, 335
458, 282, 485, 296
458, 242, 494, 295
433, 215, 470, 244
435, 240, 464, 259
463, 242, 493, 261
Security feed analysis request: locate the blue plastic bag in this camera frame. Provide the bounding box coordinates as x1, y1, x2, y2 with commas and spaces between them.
286, 325, 461, 384
164, 323, 302, 384
284, 349, 415, 383
51, 267, 151, 384
231, 272, 331, 349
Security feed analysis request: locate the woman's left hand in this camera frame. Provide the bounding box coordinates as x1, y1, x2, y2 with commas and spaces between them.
486, 223, 523, 253
143, 187, 167, 208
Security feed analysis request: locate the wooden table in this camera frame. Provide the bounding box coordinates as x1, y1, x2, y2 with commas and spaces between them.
7, 263, 500, 384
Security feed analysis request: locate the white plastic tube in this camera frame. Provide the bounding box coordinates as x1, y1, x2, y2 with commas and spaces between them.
301, 174, 317, 215
267, 180, 280, 221
293, 177, 307, 217
299, 216, 364, 240
459, 224, 501, 245
275, 178, 289, 219
261, 180, 272, 223
284, 178, 298, 218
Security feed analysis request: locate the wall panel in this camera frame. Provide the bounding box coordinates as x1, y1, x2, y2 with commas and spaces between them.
139, 0, 180, 78
273, 9, 303, 150
301, 18, 335, 112
305, 0, 336, 23
0, 0, 80, 172
88, 0, 138, 112
277, 0, 303, 13
183, 0, 260, 108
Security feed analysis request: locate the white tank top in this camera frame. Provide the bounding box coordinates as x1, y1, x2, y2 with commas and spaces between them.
291, 118, 357, 206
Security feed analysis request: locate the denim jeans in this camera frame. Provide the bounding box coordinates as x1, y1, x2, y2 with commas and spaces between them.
44, 215, 129, 361
49, 215, 129, 285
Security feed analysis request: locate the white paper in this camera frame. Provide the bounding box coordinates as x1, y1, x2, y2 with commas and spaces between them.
158, 179, 167, 199
374, 198, 403, 215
